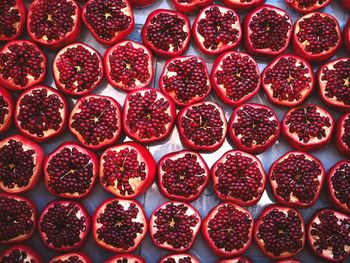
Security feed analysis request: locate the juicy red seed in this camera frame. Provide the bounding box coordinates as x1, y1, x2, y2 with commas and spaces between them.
115, 259, 136, 263
215, 53, 259, 102
162, 257, 193, 263
153, 203, 199, 249
0, 139, 36, 189
0, 95, 9, 126
295, 0, 327, 8
208, 204, 252, 252
29, 0, 76, 42
162, 57, 209, 104
331, 163, 350, 210
0, 42, 45, 87
0, 0, 22, 39
52, 256, 84, 263
257, 209, 303, 256
296, 14, 339, 54
249, 8, 291, 51
342, 116, 350, 149
96, 201, 144, 250
1, 249, 34, 263
310, 210, 350, 259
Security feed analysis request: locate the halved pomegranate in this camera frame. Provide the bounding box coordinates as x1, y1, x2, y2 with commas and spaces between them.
217, 257, 252, 263
157, 150, 209, 202
92, 198, 147, 253
172, 0, 212, 13
221, 0, 265, 10
142, 9, 191, 57
269, 151, 325, 208
149, 201, 201, 252
211, 150, 266, 206
0, 193, 36, 244
228, 103, 280, 154
0, 134, 43, 194
69, 94, 122, 150
336, 112, 350, 157
0, 245, 43, 263
192, 5, 242, 56
0, 0, 26, 41
211, 51, 260, 106
202, 203, 253, 258
307, 209, 350, 262
0, 40, 46, 91
262, 54, 315, 107
15, 85, 68, 142
341, 0, 350, 10
123, 88, 176, 143
82, 0, 134, 45
0, 86, 14, 135
345, 19, 350, 54
273, 259, 301, 263
285, 0, 332, 13
105, 254, 145, 263
254, 205, 305, 259
244, 5, 293, 57
159, 253, 200, 263
159, 55, 211, 106
49, 252, 91, 263
318, 58, 350, 112
100, 142, 156, 199
129, 0, 155, 7
104, 40, 154, 92
282, 104, 334, 151
53, 43, 103, 96
177, 101, 227, 152
293, 12, 342, 63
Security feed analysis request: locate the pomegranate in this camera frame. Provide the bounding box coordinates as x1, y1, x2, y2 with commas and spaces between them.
202, 203, 253, 258
0, 0, 26, 41
221, 0, 265, 10
159, 55, 211, 106
92, 198, 147, 253
0, 193, 36, 244
217, 257, 252, 263
0, 135, 43, 194
149, 201, 201, 252
0, 86, 14, 134
285, 0, 332, 13
282, 104, 334, 151
100, 142, 156, 199
157, 150, 209, 202
0, 40, 47, 91
104, 254, 146, 263
177, 101, 227, 152
254, 205, 305, 259
142, 9, 191, 57
327, 160, 350, 214
49, 252, 91, 263
104, 40, 154, 92
262, 54, 315, 107
307, 209, 350, 262
273, 259, 301, 263
69, 94, 122, 150
172, 0, 213, 13
53, 43, 104, 96
15, 85, 68, 142
39, 200, 90, 251
345, 19, 350, 54
129, 0, 155, 7
243, 5, 293, 57
336, 112, 350, 157
158, 254, 200, 263
293, 12, 342, 63
341, 0, 350, 10
228, 103, 280, 154
0, 245, 43, 263
318, 58, 350, 112
122, 88, 176, 143
211, 150, 266, 206
211, 51, 260, 107
192, 5, 242, 56
269, 151, 325, 208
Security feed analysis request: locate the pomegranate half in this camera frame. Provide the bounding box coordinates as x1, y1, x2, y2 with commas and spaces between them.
285, 0, 332, 13
336, 112, 350, 157
0, 86, 14, 134
158, 253, 200, 263
0, 245, 43, 263
49, 252, 91, 263
104, 254, 146, 263
0, 0, 26, 41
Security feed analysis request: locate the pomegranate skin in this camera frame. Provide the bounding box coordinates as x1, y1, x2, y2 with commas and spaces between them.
0, 86, 14, 135
130, 0, 155, 7
172, 0, 213, 13
0, 0, 26, 41
345, 19, 350, 54
49, 252, 92, 263
285, 0, 332, 13
0, 245, 43, 263
222, 0, 265, 10
336, 112, 350, 158
341, 0, 350, 10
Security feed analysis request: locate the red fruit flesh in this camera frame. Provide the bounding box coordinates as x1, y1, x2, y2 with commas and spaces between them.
211, 150, 266, 206
149, 201, 201, 252
177, 101, 227, 152
39, 200, 90, 251
202, 203, 254, 258
192, 5, 242, 56
100, 142, 156, 199
221, 0, 266, 10
269, 151, 325, 208
92, 198, 147, 253
0, 245, 43, 263
104, 254, 146, 263
0, 86, 14, 134
104, 40, 154, 92
129, 0, 155, 7
307, 209, 350, 262
82, 0, 134, 45
262, 54, 315, 107
142, 9, 191, 57
0, 40, 47, 91
159, 253, 200, 263
0, 193, 36, 244
123, 88, 176, 143
0, 0, 26, 41
217, 257, 252, 263
211, 51, 260, 107
244, 5, 292, 57
15, 85, 68, 142
53, 43, 104, 96
69, 94, 122, 150
282, 104, 334, 151
159, 55, 211, 106
345, 19, 350, 54
285, 0, 331, 13
254, 205, 305, 259
0, 135, 43, 194
49, 252, 92, 263
172, 0, 213, 13
336, 113, 350, 157
228, 103, 280, 154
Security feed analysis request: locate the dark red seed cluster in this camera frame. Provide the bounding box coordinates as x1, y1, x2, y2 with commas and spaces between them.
0, 95, 9, 126
0, 0, 22, 39
52, 256, 84, 263
162, 257, 193, 263
296, 0, 327, 8
331, 163, 350, 210
0, 249, 33, 263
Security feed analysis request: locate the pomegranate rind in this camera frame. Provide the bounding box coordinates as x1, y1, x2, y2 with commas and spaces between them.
221, 0, 266, 10
336, 113, 350, 158
341, 0, 350, 10
0, 86, 14, 134
217, 256, 252, 263
104, 254, 146, 263
345, 19, 350, 54
172, 0, 213, 13
285, 0, 331, 13
130, 0, 155, 7
0, 0, 26, 41
158, 253, 200, 263
49, 252, 92, 263
273, 259, 301, 263
0, 245, 43, 263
